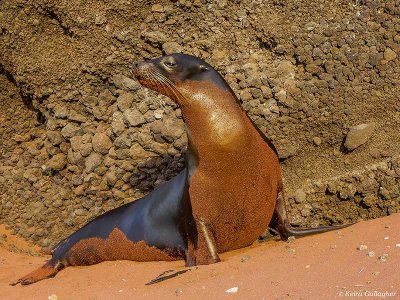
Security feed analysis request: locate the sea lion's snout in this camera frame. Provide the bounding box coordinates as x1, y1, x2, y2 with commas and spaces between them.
131, 59, 182, 103
131, 61, 150, 80
132, 61, 148, 70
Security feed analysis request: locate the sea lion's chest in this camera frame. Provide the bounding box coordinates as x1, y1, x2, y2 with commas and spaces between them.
188, 130, 281, 250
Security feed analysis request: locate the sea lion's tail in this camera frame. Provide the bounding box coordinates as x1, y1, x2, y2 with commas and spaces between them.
276, 220, 353, 240
272, 190, 354, 241
10, 260, 64, 286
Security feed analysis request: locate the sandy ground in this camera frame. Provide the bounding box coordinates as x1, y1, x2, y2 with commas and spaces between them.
1, 214, 399, 300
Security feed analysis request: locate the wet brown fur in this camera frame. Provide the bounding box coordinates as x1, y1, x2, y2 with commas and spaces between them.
11, 229, 179, 285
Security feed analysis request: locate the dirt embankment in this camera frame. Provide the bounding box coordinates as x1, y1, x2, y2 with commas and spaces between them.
0, 0, 399, 248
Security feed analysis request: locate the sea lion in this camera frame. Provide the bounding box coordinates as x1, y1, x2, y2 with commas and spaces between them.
12, 53, 351, 285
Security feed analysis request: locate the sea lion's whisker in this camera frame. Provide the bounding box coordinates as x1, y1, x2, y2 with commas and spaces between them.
148, 71, 189, 106
148, 71, 177, 96
144, 70, 166, 107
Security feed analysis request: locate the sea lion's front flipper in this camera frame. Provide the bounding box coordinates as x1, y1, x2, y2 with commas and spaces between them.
272, 190, 354, 240
10, 260, 64, 286
198, 220, 220, 263
185, 220, 220, 266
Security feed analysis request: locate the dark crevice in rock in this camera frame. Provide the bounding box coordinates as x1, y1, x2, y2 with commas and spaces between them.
43, 8, 74, 38
292, 53, 307, 68
0, 65, 46, 124
131, 155, 185, 193
256, 36, 278, 52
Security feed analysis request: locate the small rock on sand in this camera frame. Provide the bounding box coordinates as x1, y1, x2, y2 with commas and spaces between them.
357, 245, 368, 250
226, 287, 239, 293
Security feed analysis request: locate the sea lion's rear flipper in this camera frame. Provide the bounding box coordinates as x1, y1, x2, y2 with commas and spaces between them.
10, 260, 63, 286
272, 191, 354, 240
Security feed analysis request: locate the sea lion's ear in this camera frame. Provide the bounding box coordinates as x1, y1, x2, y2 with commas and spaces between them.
199, 65, 209, 71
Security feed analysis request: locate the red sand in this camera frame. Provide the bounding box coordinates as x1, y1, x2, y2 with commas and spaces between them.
1, 214, 399, 300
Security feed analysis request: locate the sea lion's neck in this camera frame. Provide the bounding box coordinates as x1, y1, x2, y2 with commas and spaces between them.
177, 81, 251, 150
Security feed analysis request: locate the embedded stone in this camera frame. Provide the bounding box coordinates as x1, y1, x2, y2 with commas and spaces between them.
92, 132, 113, 154
85, 152, 102, 172
344, 123, 376, 151
47, 153, 67, 171
123, 109, 146, 127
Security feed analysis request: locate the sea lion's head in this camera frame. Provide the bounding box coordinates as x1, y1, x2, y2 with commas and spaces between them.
131, 53, 232, 106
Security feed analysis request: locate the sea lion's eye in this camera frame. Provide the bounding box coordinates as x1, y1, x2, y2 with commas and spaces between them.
164, 61, 176, 68
199, 65, 209, 71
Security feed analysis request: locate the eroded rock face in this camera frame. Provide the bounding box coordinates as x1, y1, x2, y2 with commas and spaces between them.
0, 0, 399, 246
